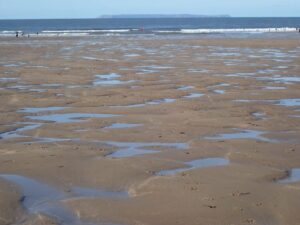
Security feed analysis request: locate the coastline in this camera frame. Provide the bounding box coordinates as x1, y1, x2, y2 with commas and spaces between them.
0, 27, 299, 38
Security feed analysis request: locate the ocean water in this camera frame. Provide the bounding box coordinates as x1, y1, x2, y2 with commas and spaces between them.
0, 17, 300, 36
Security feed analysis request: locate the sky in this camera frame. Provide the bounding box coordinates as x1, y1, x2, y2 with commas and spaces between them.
0, 0, 299, 19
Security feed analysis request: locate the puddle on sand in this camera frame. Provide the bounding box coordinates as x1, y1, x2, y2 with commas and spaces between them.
75, 129, 88, 132
205, 129, 276, 143
210, 52, 241, 57
93, 80, 134, 86
213, 90, 225, 94
18, 107, 67, 113
290, 115, 300, 119
257, 76, 300, 84
29, 89, 47, 93
184, 93, 204, 98
209, 83, 230, 88
235, 100, 272, 104
0, 174, 64, 208
124, 53, 140, 57
224, 72, 256, 77
276, 99, 300, 107
3, 62, 26, 67
177, 85, 194, 90
7, 85, 34, 91
105, 141, 188, 158
40, 84, 63, 88
26, 65, 50, 69
82, 56, 98, 60
121, 98, 176, 108
25, 137, 73, 144
147, 98, 176, 105
94, 73, 120, 79
93, 73, 135, 86
107, 148, 158, 158
251, 112, 266, 120
0, 174, 126, 224
0, 123, 43, 140
156, 158, 229, 176
235, 99, 300, 107
104, 123, 142, 129
263, 86, 286, 90
135, 65, 173, 74
0, 77, 18, 82
0, 174, 77, 225
188, 69, 210, 73
257, 69, 277, 74
278, 169, 300, 184
276, 66, 289, 69
208, 83, 229, 94
7, 83, 63, 93
26, 113, 119, 123
3, 64, 20, 67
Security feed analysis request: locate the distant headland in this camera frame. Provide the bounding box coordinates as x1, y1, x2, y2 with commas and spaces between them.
99, 14, 231, 19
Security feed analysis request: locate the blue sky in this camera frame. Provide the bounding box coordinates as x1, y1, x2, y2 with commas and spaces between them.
0, 0, 299, 19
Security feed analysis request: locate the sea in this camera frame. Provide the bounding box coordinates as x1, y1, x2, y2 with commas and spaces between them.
0, 17, 299, 37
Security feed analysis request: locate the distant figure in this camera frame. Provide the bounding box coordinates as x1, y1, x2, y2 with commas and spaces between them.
16, 31, 19, 38
36, 32, 39, 36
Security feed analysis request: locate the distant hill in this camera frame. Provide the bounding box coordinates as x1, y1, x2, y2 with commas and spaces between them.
99, 14, 231, 19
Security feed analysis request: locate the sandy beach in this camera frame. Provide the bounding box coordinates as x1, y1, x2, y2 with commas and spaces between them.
0, 35, 300, 225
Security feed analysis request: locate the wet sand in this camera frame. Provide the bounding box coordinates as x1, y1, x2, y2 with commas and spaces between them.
0, 35, 300, 225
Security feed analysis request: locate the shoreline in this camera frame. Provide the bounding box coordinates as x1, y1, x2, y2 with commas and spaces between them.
0, 27, 299, 38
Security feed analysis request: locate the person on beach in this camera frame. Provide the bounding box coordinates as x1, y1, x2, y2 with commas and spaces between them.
15, 31, 19, 38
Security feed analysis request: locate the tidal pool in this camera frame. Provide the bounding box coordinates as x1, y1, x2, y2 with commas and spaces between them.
93, 73, 135, 86
26, 113, 119, 123
213, 90, 225, 94
18, 107, 67, 113
0, 174, 127, 224
251, 112, 266, 120
278, 169, 300, 184
0, 123, 43, 140
205, 129, 276, 143
257, 76, 300, 84
104, 123, 142, 129
177, 85, 194, 90
156, 158, 229, 176
105, 141, 188, 158
184, 93, 205, 98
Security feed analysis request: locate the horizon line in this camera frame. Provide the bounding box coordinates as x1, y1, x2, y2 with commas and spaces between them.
1, 16, 300, 20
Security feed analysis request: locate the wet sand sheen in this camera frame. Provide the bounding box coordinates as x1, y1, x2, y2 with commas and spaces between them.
0, 36, 300, 225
